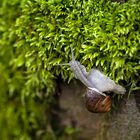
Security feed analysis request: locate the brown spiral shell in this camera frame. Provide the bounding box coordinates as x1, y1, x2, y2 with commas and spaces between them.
85, 88, 111, 113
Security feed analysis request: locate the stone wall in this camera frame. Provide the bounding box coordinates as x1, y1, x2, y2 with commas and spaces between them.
56, 81, 140, 140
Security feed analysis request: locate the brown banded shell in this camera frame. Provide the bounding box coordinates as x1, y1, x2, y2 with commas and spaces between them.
85, 88, 111, 113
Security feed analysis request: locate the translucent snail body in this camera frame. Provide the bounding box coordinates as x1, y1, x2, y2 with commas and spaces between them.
58, 47, 126, 113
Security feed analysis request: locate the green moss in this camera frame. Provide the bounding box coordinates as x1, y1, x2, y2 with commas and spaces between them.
0, 0, 140, 139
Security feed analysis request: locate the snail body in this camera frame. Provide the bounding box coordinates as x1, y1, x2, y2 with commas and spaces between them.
58, 47, 126, 113
87, 69, 126, 94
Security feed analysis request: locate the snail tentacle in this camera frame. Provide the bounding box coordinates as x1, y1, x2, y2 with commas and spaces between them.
58, 46, 96, 89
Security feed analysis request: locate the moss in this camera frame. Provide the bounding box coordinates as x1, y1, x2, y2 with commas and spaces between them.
0, 0, 140, 139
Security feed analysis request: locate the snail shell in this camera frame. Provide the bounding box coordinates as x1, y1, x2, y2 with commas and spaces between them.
85, 88, 111, 113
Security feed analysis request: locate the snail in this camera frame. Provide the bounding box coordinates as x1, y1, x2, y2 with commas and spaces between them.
58, 47, 126, 113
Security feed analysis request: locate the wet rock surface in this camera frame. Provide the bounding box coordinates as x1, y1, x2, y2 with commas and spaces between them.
58, 81, 140, 140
